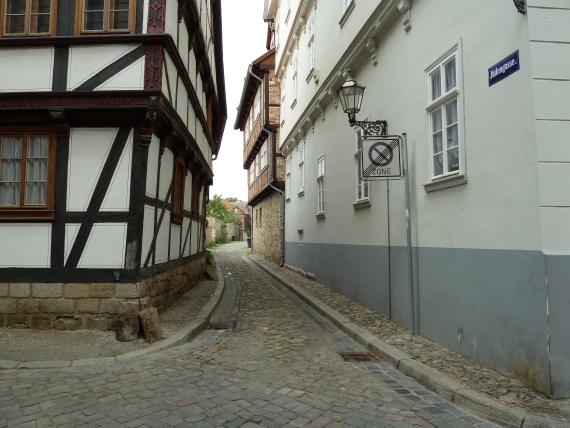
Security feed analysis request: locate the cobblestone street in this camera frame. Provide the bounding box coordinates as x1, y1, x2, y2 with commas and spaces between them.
0, 243, 495, 427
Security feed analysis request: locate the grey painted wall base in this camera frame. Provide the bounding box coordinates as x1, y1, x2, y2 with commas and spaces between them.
285, 242, 570, 398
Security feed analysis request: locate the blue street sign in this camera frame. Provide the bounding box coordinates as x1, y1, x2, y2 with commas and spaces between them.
489, 51, 520, 86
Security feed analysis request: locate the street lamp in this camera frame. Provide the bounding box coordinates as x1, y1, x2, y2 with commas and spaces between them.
337, 77, 388, 136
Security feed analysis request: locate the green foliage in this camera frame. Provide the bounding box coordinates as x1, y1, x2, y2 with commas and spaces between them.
207, 235, 229, 249
226, 197, 238, 202
207, 195, 242, 226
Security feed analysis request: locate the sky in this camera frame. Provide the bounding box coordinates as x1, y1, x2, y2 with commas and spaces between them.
210, 0, 268, 202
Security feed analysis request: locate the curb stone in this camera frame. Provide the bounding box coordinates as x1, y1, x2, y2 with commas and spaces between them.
0, 261, 225, 370
249, 254, 565, 428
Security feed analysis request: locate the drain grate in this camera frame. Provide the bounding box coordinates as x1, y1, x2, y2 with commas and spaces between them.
208, 321, 237, 330
339, 351, 379, 362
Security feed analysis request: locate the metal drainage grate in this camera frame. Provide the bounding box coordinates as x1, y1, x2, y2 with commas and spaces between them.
339, 351, 379, 362
208, 321, 237, 330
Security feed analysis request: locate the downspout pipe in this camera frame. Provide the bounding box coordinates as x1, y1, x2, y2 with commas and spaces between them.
248, 65, 286, 267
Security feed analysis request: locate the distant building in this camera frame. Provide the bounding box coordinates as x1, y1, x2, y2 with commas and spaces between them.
0, 1, 227, 330
235, 46, 284, 264
265, 0, 570, 397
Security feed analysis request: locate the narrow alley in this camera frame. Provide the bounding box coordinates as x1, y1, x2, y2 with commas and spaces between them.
0, 243, 495, 427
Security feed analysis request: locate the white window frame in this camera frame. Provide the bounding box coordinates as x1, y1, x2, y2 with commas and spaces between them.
298, 143, 305, 195
354, 127, 370, 204
306, 11, 316, 79
260, 142, 268, 170
286, 156, 292, 201
316, 154, 325, 215
339, 0, 355, 26
290, 52, 298, 108
425, 44, 465, 182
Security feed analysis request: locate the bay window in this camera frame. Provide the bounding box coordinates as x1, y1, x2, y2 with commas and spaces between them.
2, 0, 54, 36
0, 130, 55, 218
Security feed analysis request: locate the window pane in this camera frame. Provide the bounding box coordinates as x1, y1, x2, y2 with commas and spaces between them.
447, 147, 459, 172
447, 124, 459, 149
5, 16, 25, 33
363, 181, 369, 198
31, 0, 51, 13
110, 11, 129, 29
25, 182, 47, 205
446, 100, 458, 125
0, 159, 20, 181
85, 0, 104, 9
1, 137, 23, 157
30, 14, 50, 33
432, 130, 443, 154
431, 108, 442, 132
85, 12, 104, 30
0, 183, 20, 206
28, 135, 49, 157
431, 68, 441, 100
6, 0, 25, 13
110, 0, 129, 9
445, 58, 457, 92
433, 153, 443, 176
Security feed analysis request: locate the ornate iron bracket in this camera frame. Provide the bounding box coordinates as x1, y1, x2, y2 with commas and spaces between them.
513, 0, 526, 14
352, 120, 388, 136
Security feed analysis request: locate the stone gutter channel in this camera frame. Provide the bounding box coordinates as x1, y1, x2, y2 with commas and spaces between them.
0, 260, 225, 370
248, 254, 564, 428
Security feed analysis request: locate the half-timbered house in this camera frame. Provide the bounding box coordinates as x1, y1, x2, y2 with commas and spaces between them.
235, 46, 284, 264
0, 0, 227, 331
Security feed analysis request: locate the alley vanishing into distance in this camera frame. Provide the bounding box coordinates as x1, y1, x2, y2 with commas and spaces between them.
0, 243, 495, 428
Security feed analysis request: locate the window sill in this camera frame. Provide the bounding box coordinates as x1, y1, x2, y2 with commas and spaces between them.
306, 68, 314, 83
315, 212, 326, 220
298, 190, 304, 197
339, 1, 355, 28
424, 173, 467, 192
353, 199, 371, 210
0, 209, 54, 221
291, 99, 297, 109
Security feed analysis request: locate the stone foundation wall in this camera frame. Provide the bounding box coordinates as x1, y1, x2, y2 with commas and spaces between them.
252, 192, 283, 264
0, 256, 206, 331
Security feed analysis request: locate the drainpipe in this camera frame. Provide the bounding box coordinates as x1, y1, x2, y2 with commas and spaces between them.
248, 66, 286, 266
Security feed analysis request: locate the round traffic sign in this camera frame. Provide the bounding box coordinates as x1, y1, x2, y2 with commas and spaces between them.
368, 142, 393, 167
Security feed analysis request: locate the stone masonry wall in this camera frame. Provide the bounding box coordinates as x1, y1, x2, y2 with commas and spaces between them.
0, 256, 205, 331
252, 192, 282, 264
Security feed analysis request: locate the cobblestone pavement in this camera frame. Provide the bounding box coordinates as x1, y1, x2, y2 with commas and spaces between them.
259, 256, 570, 421
0, 243, 495, 427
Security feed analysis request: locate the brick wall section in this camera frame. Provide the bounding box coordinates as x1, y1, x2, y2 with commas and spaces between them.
252, 191, 283, 264
0, 256, 205, 331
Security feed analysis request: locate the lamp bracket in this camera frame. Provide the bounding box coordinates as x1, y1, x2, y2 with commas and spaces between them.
352, 120, 388, 136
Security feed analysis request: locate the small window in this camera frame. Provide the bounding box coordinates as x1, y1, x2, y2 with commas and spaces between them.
0, 130, 55, 218
426, 49, 462, 180
298, 143, 305, 195
79, 0, 135, 33
171, 158, 185, 223
291, 53, 298, 108
260, 142, 268, 170
191, 175, 201, 216
316, 155, 325, 214
307, 11, 316, 77
285, 156, 291, 201
341, 0, 353, 14
259, 207, 262, 226
355, 129, 369, 202
2, 0, 54, 36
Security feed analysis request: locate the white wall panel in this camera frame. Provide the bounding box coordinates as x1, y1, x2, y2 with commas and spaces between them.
533, 80, 570, 120
177, 81, 189, 127
146, 134, 160, 197
142, 0, 149, 33
0, 48, 53, 92
540, 208, 570, 252
155, 212, 170, 263
530, 42, 570, 80
528, 8, 570, 43
101, 130, 132, 211
170, 224, 181, 260
68, 45, 139, 90
0, 224, 50, 267
182, 218, 191, 257
164, 0, 178, 36
536, 121, 570, 162
95, 57, 145, 91
78, 223, 126, 268
538, 164, 570, 207
159, 149, 174, 201
163, 53, 177, 103
64, 224, 80, 264
67, 128, 117, 212
141, 205, 155, 266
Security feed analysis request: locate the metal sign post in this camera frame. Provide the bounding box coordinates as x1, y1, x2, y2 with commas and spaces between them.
358, 132, 417, 335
